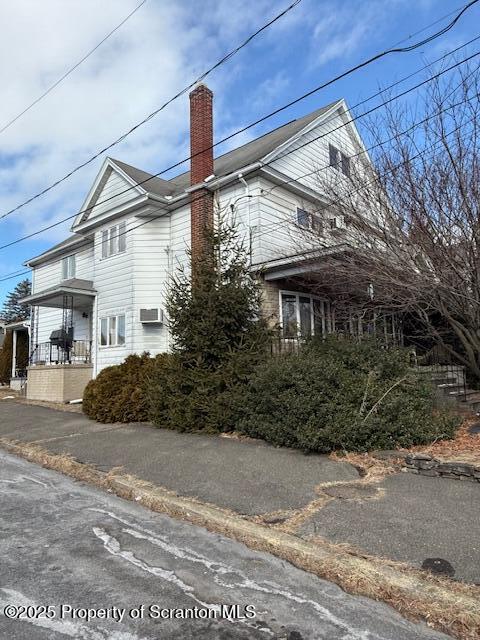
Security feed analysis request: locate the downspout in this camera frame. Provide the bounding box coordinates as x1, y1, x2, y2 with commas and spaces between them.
237, 173, 252, 264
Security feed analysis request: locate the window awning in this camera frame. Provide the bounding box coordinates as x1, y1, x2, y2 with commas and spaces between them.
20, 279, 96, 309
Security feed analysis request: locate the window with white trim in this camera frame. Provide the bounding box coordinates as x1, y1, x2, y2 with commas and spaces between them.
280, 291, 333, 338
329, 143, 350, 177
101, 221, 127, 258
296, 207, 323, 233
99, 314, 125, 346
61, 255, 76, 280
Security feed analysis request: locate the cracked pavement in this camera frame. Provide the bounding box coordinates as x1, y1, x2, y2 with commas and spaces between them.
0, 451, 451, 639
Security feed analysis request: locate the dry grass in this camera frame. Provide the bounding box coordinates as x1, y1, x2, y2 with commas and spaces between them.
271, 453, 397, 535
0, 388, 82, 413
330, 450, 403, 480
2, 437, 480, 639
407, 418, 480, 465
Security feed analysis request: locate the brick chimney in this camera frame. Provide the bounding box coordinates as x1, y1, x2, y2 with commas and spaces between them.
189, 83, 214, 264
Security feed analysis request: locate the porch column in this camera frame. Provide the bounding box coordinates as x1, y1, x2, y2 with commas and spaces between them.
11, 330, 17, 379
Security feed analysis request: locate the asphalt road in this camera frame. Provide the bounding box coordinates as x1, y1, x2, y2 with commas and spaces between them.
0, 451, 450, 640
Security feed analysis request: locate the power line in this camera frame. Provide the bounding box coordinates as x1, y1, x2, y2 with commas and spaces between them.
1, 40, 478, 252
257, 56, 480, 201
0, 0, 302, 220
0, 270, 30, 283
0, 0, 148, 136
2, 0, 478, 225
2, 85, 477, 285
254, 92, 480, 243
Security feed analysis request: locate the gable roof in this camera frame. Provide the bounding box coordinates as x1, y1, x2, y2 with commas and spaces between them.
25, 233, 92, 267
111, 158, 176, 197
111, 100, 340, 198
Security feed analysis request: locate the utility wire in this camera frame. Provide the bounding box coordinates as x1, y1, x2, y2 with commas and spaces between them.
1, 41, 478, 252
1, 0, 477, 223
0, 270, 30, 282
254, 91, 480, 243
1, 91, 477, 285
0, 0, 302, 220
0, 0, 148, 136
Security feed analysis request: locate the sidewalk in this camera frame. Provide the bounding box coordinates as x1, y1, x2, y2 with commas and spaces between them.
0, 400, 357, 515
1, 398, 479, 584
1, 397, 479, 638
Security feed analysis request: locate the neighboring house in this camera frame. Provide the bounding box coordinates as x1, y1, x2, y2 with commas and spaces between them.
0, 320, 29, 391
20, 84, 389, 402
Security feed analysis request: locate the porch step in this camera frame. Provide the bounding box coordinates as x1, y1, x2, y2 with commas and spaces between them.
437, 383, 465, 393
448, 389, 478, 398
429, 377, 457, 386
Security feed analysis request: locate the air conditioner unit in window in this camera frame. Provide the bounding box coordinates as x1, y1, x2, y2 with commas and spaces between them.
328, 215, 347, 232
139, 308, 163, 324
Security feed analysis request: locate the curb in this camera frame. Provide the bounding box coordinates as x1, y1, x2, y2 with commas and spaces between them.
1, 438, 479, 640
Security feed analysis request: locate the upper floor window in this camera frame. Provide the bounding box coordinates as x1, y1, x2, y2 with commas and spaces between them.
297, 208, 310, 228
101, 221, 126, 258
61, 255, 76, 280
296, 207, 323, 233
329, 144, 350, 177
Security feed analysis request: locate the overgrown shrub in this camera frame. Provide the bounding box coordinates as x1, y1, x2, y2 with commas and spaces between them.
0, 332, 13, 384
230, 337, 459, 453
83, 353, 164, 423
0, 331, 29, 385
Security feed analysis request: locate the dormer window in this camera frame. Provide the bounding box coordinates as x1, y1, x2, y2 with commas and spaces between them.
102, 221, 127, 258
61, 255, 76, 280
329, 144, 350, 177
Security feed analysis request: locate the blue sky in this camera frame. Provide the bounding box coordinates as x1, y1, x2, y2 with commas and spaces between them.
1, 0, 479, 304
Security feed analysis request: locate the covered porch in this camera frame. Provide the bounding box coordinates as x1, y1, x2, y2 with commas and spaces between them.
3, 320, 30, 392
259, 248, 403, 351
21, 279, 96, 402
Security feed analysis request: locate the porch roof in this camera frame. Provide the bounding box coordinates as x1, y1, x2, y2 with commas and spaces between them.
256, 244, 350, 281
4, 319, 30, 331
20, 278, 96, 308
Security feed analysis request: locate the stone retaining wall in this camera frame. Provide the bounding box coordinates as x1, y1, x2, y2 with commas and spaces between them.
405, 453, 480, 483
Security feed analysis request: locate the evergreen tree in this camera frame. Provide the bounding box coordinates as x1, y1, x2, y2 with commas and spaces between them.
0, 279, 31, 323
168, 219, 270, 366
149, 216, 273, 432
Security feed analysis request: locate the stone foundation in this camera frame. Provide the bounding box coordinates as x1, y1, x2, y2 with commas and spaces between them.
404, 453, 480, 483
26, 364, 93, 403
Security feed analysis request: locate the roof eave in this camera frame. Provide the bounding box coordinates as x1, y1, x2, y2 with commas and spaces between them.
25, 236, 93, 268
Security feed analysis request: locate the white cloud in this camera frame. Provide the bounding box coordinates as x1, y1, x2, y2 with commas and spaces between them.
308, 0, 410, 68
0, 0, 295, 246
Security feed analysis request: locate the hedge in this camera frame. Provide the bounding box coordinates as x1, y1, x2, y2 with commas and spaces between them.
230, 337, 459, 452
83, 353, 164, 423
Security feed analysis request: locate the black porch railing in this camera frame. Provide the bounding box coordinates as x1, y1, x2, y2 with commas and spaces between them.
271, 331, 402, 355
412, 343, 467, 403
30, 340, 92, 365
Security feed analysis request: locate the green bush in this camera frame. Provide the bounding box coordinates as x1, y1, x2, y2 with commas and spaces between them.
0, 332, 13, 384
149, 346, 264, 433
149, 218, 273, 433
230, 337, 459, 453
83, 353, 163, 423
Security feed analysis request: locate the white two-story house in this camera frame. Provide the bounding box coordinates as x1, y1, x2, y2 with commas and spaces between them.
20, 84, 393, 402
